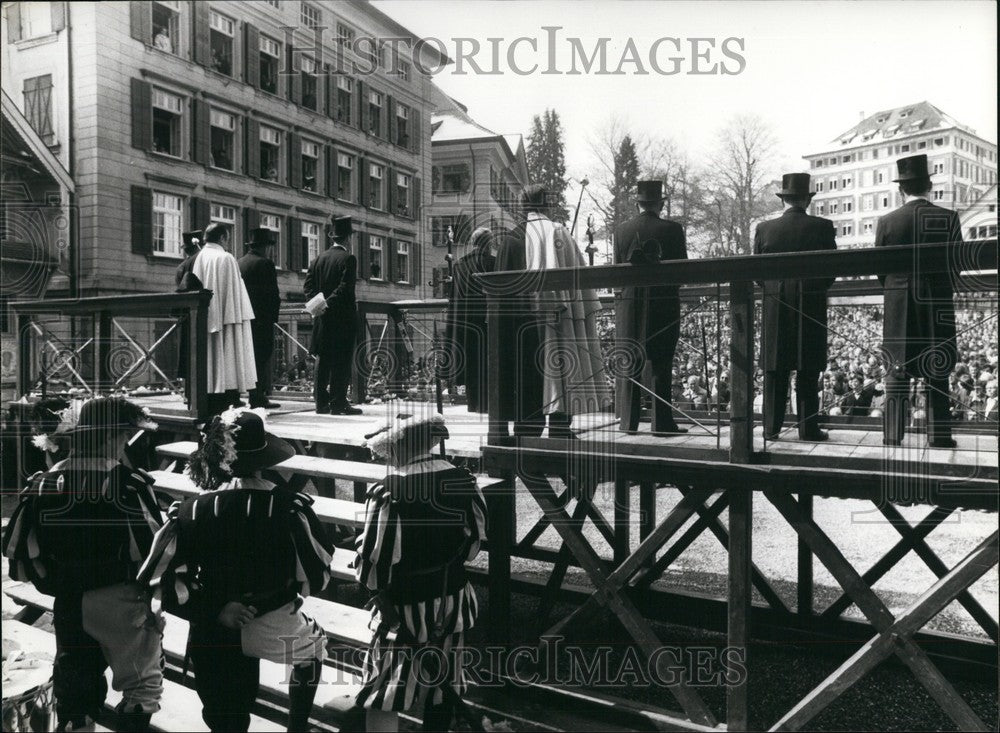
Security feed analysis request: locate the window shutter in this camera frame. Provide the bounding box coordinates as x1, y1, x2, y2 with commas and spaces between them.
130, 78, 152, 151
357, 80, 367, 133
287, 48, 301, 106
192, 0, 210, 66
287, 216, 301, 271
358, 157, 368, 208
386, 95, 395, 143
244, 24, 260, 89
413, 177, 422, 221
51, 2, 66, 33
129, 1, 150, 44
411, 238, 421, 287
190, 197, 210, 230
386, 166, 396, 215
301, 222, 311, 267
384, 238, 395, 283
192, 98, 210, 165
325, 69, 336, 119
130, 186, 153, 255
8, 2, 22, 42
245, 116, 259, 178
357, 231, 369, 280
411, 108, 421, 154
241, 208, 259, 259
325, 145, 336, 198
288, 131, 302, 189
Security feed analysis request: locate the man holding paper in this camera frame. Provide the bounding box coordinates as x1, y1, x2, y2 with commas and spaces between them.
304, 216, 362, 415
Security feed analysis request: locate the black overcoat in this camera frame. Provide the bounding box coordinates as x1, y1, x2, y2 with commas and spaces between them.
238, 251, 281, 326
304, 245, 358, 356
445, 250, 496, 413
875, 199, 960, 378
754, 207, 837, 373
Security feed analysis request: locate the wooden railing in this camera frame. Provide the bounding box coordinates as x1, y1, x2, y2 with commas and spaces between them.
477, 240, 998, 463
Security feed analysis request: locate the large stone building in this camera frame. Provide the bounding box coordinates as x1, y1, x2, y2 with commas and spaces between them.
1, 0, 447, 303
427, 84, 528, 291
803, 102, 997, 247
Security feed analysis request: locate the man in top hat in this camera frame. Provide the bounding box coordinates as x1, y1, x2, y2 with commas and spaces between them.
876, 154, 962, 447
175, 230, 204, 403
754, 172, 837, 441
494, 184, 611, 438
239, 228, 282, 409
304, 216, 362, 415
614, 179, 688, 434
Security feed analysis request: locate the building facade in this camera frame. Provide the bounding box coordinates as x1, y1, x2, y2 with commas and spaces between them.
2, 0, 447, 304
427, 85, 528, 291
803, 102, 997, 247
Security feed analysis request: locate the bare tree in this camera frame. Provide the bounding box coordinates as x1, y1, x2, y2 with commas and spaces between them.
693, 114, 781, 257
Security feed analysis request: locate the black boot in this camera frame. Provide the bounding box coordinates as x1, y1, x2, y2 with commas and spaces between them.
287, 658, 321, 732
116, 702, 153, 732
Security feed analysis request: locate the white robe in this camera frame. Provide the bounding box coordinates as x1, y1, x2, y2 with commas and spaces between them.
192, 243, 258, 394
524, 213, 612, 415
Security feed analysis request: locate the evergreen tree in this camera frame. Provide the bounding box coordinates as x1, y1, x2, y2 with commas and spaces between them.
609, 135, 640, 235
526, 109, 571, 223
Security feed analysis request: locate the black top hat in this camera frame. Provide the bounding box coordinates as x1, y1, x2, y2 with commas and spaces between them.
520, 183, 549, 211
332, 216, 353, 241
893, 154, 931, 182
223, 410, 294, 476
776, 173, 813, 199
183, 230, 203, 249
636, 180, 664, 204
245, 227, 275, 248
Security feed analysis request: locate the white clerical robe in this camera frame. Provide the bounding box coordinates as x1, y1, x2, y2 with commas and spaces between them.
192, 243, 258, 394
524, 212, 612, 416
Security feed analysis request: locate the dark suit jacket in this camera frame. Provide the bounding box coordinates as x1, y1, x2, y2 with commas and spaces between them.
875, 199, 960, 377
754, 207, 837, 372
175, 252, 202, 292
238, 251, 281, 325
304, 244, 357, 355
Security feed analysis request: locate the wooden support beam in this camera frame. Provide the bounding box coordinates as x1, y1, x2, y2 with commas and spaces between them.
727, 487, 753, 731
520, 472, 717, 728
729, 280, 755, 463
537, 498, 591, 632
797, 493, 813, 616
613, 479, 630, 565
769, 531, 998, 732
765, 490, 991, 732
487, 473, 514, 643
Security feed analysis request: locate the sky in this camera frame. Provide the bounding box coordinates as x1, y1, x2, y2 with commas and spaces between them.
374, 0, 998, 194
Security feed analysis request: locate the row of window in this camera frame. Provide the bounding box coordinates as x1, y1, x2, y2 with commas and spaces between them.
136, 80, 418, 216
810, 160, 996, 191
814, 136, 997, 168
145, 190, 413, 283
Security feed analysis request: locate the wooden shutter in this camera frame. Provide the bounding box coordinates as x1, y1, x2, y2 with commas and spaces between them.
190, 197, 210, 230
411, 108, 421, 154
386, 166, 396, 215
385, 95, 395, 142
385, 237, 396, 283
325, 145, 336, 198
129, 1, 150, 44
357, 232, 369, 280
287, 216, 301, 271
412, 177, 422, 221
287, 48, 301, 106
192, 0, 210, 66
7, 3, 22, 42
357, 80, 367, 133
301, 221, 311, 267
244, 116, 259, 178
358, 157, 368, 208
244, 24, 260, 89
325, 69, 336, 119
410, 238, 421, 287
192, 98, 210, 165
130, 79, 152, 151
130, 186, 153, 255
51, 2, 66, 33
241, 208, 260, 258
288, 131, 302, 189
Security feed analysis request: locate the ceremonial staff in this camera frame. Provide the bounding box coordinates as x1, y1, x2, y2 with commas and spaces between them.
570, 177, 590, 236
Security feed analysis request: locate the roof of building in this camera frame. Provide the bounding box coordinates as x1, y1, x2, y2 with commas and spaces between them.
1, 89, 74, 193
357, 0, 452, 66
824, 101, 973, 149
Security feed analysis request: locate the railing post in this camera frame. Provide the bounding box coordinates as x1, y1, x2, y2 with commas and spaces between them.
352, 307, 368, 405
16, 313, 32, 398
486, 294, 506, 442
96, 312, 112, 392
191, 297, 209, 421
729, 279, 755, 463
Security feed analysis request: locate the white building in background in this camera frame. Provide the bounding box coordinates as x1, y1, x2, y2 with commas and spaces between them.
960, 184, 998, 241
803, 102, 997, 247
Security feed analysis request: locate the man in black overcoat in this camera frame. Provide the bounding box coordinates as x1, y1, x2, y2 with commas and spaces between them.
876, 154, 961, 447
175, 230, 202, 405
754, 173, 837, 441
239, 228, 282, 409
614, 180, 688, 434
304, 216, 362, 415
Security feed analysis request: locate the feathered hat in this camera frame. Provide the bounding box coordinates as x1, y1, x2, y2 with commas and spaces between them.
31, 396, 157, 454
365, 412, 449, 461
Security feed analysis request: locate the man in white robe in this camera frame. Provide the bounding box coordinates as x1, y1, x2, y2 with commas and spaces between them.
191, 223, 258, 415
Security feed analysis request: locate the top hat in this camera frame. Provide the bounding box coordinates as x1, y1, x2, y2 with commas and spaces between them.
893, 154, 931, 182
332, 216, 353, 240
636, 180, 664, 204
775, 173, 813, 199
183, 230, 203, 249
520, 183, 549, 211
214, 409, 294, 476
245, 227, 275, 248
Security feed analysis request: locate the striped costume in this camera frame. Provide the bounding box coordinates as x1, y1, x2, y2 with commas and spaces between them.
355, 456, 488, 712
